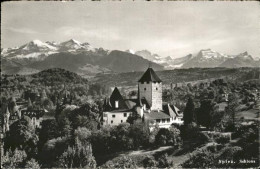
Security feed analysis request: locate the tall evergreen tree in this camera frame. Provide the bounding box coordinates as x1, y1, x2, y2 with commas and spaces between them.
184, 97, 195, 125
198, 100, 213, 128
226, 93, 239, 129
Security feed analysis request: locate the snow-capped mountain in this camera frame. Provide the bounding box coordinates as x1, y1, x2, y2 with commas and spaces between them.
127, 48, 259, 69
182, 49, 234, 68
125, 49, 135, 55
58, 39, 95, 52
2, 39, 259, 76
219, 51, 258, 68
134, 50, 174, 68
1, 40, 59, 61
1, 39, 163, 75
1, 39, 98, 60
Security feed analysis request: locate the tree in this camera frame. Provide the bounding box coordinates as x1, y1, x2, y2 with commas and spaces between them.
38, 119, 60, 150
129, 121, 150, 148
110, 123, 134, 151
197, 100, 213, 128
40, 137, 69, 167
143, 155, 157, 168
157, 153, 171, 168
91, 126, 113, 154
70, 103, 100, 131
226, 93, 239, 130
4, 117, 38, 158
25, 158, 41, 169
155, 128, 171, 146
127, 111, 141, 124
42, 98, 54, 110
184, 97, 195, 125
102, 156, 137, 168
74, 127, 91, 146
58, 144, 96, 168
2, 148, 27, 168
182, 149, 215, 168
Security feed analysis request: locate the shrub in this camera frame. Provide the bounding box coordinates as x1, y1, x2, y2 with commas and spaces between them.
102, 156, 137, 168
182, 149, 216, 168
143, 155, 157, 168
157, 153, 171, 168
25, 158, 41, 169
214, 134, 230, 144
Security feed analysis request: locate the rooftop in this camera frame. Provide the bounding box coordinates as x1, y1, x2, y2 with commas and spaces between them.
138, 67, 162, 83
144, 110, 171, 120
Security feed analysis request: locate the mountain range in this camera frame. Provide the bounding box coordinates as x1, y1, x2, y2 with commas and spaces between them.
128, 49, 259, 69
1, 39, 259, 76
1, 39, 163, 76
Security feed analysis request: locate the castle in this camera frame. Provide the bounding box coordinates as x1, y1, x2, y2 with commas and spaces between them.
102, 67, 183, 130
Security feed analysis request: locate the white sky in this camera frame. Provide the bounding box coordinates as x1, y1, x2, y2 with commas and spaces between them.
1, 1, 260, 59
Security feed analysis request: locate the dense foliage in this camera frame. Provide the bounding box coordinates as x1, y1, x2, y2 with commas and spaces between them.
1, 67, 259, 168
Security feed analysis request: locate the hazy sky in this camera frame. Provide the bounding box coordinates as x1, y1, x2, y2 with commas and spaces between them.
1, 1, 260, 58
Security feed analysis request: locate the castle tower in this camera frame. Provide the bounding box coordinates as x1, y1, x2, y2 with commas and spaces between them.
138, 67, 162, 111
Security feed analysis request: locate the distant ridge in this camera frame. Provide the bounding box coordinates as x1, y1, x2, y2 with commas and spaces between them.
1, 39, 259, 76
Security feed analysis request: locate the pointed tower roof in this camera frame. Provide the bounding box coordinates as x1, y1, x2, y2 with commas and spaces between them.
138, 67, 162, 83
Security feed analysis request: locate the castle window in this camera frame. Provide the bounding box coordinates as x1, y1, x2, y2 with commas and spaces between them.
156, 87, 158, 90
112, 115, 116, 118
121, 120, 123, 123
167, 119, 170, 123
162, 119, 165, 123
144, 88, 146, 91
111, 120, 113, 124
156, 119, 160, 123
115, 101, 119, 108
124, 113, 127, 117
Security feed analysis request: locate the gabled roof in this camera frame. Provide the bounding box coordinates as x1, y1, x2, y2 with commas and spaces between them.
163, 104, 183, 118
138, 68, 162, 83
110, 87, 124, 102
109, 87, 129, 110
144, 110, 171, 120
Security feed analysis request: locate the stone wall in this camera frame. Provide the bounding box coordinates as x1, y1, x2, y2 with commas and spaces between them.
139, 82, 152, 106
151, 82, 162, 110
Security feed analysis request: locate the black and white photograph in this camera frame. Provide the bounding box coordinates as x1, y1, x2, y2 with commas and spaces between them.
1, 1, 260, 168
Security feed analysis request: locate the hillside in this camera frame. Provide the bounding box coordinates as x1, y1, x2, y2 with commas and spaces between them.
1, 68, 89, 87
31, 68, 88, 85
97, 50, 163, 72
92, 67, 260, 87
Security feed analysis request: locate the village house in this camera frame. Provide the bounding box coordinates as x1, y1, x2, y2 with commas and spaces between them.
102, 67, 183, 130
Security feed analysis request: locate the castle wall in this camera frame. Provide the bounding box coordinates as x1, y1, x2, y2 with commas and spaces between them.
103, 111, 132, 126
139, 82, 152, 106
151, 82, 162, 110
138, 82, 162, 110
